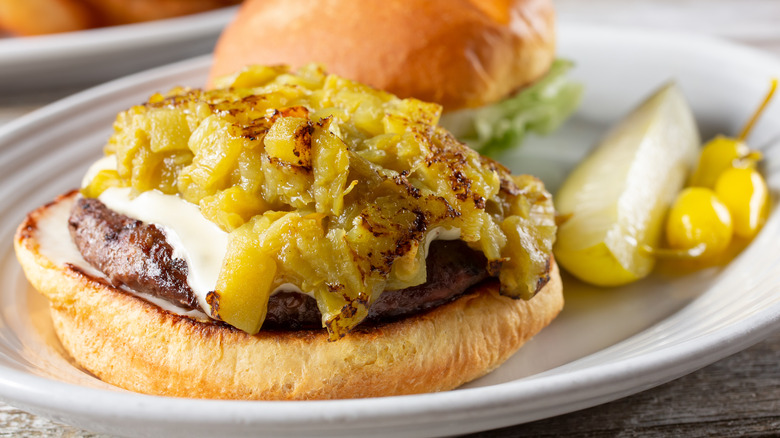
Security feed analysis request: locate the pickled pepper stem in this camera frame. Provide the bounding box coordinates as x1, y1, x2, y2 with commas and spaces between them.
738, 78, 778, 141
640, 243, 707, 259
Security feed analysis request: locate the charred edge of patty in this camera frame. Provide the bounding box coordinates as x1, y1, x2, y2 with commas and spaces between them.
69, 197, 199, 310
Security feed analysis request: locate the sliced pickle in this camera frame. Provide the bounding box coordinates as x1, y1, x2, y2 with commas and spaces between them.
554, 83, 699, 286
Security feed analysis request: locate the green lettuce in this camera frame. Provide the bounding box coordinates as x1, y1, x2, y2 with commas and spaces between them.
440, 59, 583, 157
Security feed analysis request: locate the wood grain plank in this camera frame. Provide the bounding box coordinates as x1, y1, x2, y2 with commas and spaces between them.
466, 330, 780, 437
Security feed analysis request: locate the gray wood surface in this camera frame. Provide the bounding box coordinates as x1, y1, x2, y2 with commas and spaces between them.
468, 331, 780, 437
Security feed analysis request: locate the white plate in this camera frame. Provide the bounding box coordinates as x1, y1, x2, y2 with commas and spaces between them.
0, 7, 237, 97
0, 24, 779, 438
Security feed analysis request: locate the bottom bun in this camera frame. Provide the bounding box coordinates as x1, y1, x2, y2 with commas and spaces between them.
14, 193, 563, 400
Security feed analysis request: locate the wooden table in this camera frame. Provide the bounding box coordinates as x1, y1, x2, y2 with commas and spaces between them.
1, 1, 779, 436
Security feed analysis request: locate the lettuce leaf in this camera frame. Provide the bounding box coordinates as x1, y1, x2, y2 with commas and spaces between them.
440, 59, 583, 157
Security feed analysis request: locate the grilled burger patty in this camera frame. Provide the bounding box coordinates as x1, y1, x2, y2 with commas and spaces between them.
68, 196, 492, 330
67, 196, 198, 310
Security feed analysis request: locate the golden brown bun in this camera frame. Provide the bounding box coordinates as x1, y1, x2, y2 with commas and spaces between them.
14, 192, 563, 400
209, 0, 556, 111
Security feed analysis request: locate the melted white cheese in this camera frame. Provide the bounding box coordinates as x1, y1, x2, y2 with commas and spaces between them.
271, 282, 306, 296
424, 226, 461, 253
97, 187, 228, 314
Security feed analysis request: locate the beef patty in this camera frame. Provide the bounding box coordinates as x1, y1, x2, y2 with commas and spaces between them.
68, 196, 491, 330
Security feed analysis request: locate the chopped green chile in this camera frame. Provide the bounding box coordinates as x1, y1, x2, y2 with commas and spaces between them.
83, 64, 557, 339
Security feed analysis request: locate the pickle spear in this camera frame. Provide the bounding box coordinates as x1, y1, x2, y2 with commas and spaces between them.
554, 83, 700, 286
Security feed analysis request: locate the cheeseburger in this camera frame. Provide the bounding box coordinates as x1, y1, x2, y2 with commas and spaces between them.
15, 64, 563, 400
209, 0, 582, 155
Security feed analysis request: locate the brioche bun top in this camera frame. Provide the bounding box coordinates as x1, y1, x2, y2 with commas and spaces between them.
208, 0, 556, 111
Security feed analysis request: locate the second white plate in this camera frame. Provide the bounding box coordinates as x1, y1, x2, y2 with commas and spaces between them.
0, 7, 237, 98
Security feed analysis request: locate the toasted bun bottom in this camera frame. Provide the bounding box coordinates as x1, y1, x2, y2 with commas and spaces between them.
14, 194, 563, 400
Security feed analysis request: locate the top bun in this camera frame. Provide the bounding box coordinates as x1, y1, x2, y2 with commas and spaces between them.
208, 0, 556, 111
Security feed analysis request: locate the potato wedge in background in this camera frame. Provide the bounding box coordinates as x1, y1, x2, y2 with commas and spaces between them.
0, 0, 94, 35
82, 0, 240, 26
0, 0, 240, 35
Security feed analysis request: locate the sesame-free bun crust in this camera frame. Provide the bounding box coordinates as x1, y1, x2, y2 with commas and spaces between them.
14, 193, 563, 400
209, 0, 556, 111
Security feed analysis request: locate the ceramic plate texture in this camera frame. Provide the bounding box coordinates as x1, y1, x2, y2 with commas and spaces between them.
0, 24, 778, 438
0, 7, 237, 97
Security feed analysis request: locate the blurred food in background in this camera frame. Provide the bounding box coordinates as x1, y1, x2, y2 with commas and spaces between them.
0, 0, 242, 36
